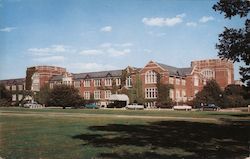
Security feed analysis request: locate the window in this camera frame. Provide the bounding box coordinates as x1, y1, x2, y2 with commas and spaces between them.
11, 85, 16, 91
181, 79, 186, 86
201, 69, 215, 80
145, 87, 157, 99
169, 89, 174, 99
18, 94, 23, 101
94, 79, 101, 87
169, 77, 174, 84
94, 90, 101, 99
5, 86, 10, 90
105, 90, 111, 99
126, 76, 132, 87
50, 83, 54, 89
176, 78, 180, 85
12, 94, 16, 101
18, 85, 23, 90
84, 91, 90, 100
116, 78, 121, 86
105, 79, 112, 86
146, 102, 156, 108
176, 89, 180, 99
194, 75, 199, 86
145, 71, 157, 84
74, 81, 81, 88
84, 80, 91, 87
182, 90, 186, 97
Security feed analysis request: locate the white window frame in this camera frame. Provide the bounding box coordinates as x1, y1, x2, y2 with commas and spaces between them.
116, 78, 121, 86
94, 90, 101, 99
84, 91, 90, 100
74, 81, 81, 88
169, 89, 174, 99
105, 90, 111, 99
126, 76, 132, 87
105, 78, 112, 86
84, 80, 91, 87
169, 77, 174, 84
181, 79, 186, 86
194, 75, 199, 87
176, 78, 180, 85
145, 87, 158, 99
145, 70, 157, 84
94, 79, 101, 87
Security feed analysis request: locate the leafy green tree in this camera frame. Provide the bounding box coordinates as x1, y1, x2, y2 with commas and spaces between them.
194, 80, 225, 107
0, 84, 12, 106
224, 84, 249, 107
36, 84, 51, 106
213, 0, 250, 86
156, 73, 173, 108
49, 85, 84, 108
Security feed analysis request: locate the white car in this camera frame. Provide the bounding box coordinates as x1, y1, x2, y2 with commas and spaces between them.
24, 102, 43, 109
173, 105, 192, 111
126, 104, 144, 110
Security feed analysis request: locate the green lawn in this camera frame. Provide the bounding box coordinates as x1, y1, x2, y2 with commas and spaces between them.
0, 108, 250, 159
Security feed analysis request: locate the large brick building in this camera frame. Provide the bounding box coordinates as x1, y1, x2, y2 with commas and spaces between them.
0, 59, 234, 107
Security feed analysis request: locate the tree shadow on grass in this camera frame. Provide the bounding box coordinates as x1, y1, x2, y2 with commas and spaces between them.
72, 120, 250, 159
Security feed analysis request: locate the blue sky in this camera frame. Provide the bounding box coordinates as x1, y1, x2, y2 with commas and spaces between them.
0, 0, 246, 80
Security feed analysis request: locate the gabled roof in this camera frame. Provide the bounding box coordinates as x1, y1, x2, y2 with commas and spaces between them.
0, 78, 25, 85
73, 69, 123, 80
157, 62, 192, 76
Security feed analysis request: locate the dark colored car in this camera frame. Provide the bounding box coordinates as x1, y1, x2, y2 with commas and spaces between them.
85, 103, 99, 109
202, 104, 220, 111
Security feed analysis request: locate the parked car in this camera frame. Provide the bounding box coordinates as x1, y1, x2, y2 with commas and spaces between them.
202, 104, 220, 111
126, 103, 144, 110
24, 101, 43, 108
85, 103, 99, 109
173, 105, 192, 111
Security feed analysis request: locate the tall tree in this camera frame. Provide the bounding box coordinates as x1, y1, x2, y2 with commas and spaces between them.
194, 80, 225, 107
49, 85, 83, 108
156, 73, 173, 108
0, 84, 12, 106
36, 84, 51, 106
213, 0, 250, 86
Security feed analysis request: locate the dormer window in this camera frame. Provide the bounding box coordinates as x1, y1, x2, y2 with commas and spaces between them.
105, 78, 112, 86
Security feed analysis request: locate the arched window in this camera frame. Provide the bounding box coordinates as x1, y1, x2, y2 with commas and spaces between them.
201, 69, 215, 80
145, 70, 157, 84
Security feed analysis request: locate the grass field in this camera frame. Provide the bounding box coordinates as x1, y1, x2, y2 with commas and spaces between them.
0, 107, 250, 159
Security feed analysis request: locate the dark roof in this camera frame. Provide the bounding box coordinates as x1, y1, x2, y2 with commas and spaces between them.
73, 69, 123, 80
157, 63, 192, 76
0, 78, 25, 85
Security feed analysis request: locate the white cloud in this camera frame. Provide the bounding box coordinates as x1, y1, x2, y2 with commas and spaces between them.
33, 56, 65, 62
100, 26, 112, 32
28, 45, 73, 56
199, 16, 214, 23
114, 43, 133, 47
100, 43, 112, 48
107, 48, 130, 57
68, 62, 119, 73
186, 22, 197, 27
79, 49, 103, 55
147, 31, 166, 37
100, 42, 133, 48
0, 27, 16, 32
142, 13, 185, 27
